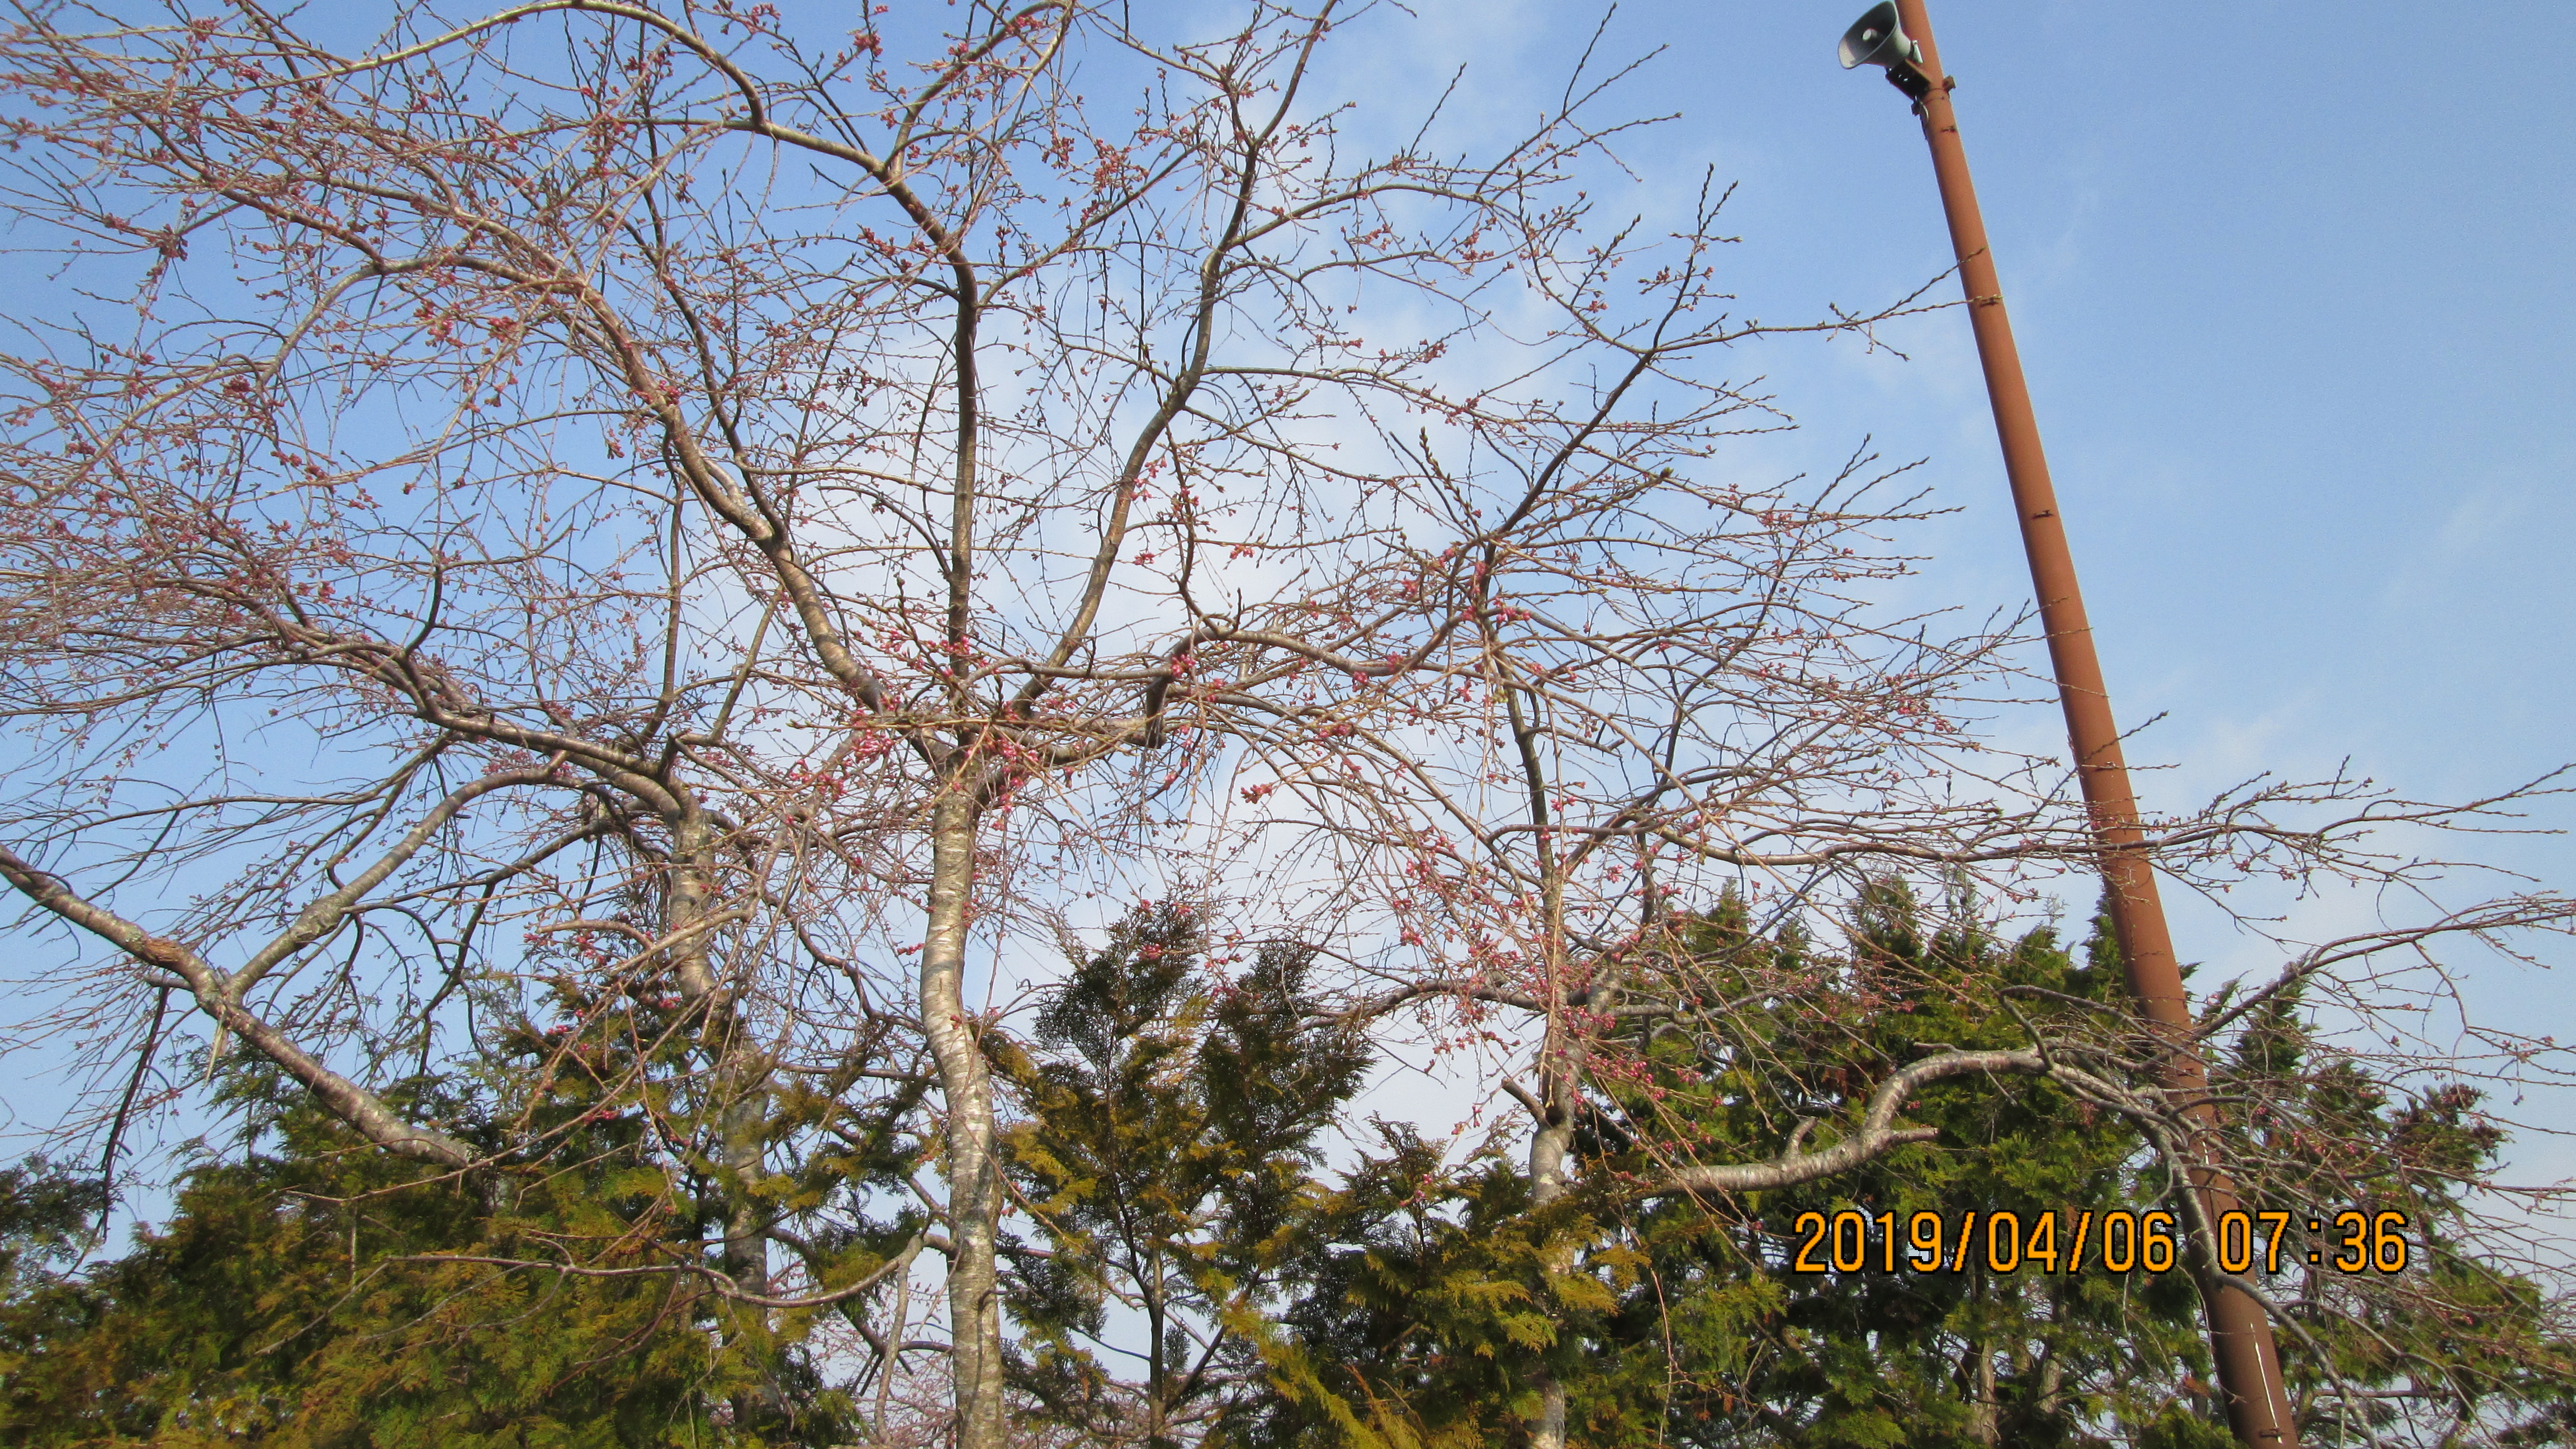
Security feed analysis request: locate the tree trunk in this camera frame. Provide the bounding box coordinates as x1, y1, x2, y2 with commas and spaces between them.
664, 808, 764, 1293
1527, 1096, 1574, 1449
1967, 1338, 1999, 1447
921, 788, 1003, 1449
1513, 679, 1580, 1449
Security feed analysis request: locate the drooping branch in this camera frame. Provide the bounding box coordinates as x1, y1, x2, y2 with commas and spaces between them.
0, 844, 477, 1168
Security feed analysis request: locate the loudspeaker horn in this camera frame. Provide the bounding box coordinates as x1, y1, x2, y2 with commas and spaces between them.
1837, 2, 1920, 72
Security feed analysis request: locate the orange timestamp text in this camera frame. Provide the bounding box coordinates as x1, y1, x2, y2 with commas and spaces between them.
1781, 1208, 2413, 1276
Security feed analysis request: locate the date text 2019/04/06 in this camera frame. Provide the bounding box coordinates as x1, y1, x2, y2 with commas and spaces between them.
1778, 1209, 2414, 1276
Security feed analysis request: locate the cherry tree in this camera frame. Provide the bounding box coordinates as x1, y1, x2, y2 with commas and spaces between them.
0, 2, 2566, 1443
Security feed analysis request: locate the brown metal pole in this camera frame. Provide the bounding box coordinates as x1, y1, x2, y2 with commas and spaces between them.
1881, 4, 2299, 1445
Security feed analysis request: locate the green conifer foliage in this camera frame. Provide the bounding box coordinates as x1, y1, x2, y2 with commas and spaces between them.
1588, 887, 2223, 1448
11, 893, 2568, 1447
0, 988, 882, 1446
2212, 987, 2576, 1445
996, 903, 1371, 1448
1209, 886, 2576, 1449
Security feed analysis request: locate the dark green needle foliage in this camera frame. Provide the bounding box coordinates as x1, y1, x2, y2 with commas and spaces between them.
0, 987, 873, 1447
1218, 1121, 1664, 1449
996, 902, 1372, 1449
2214, 985, 2576, 1446
11, 893, 2568, 1448
1609, 886, 2227, 1449
1561, 887, 2576, 1448
1208, 886, 2222, 1449
0, 1158, 102, 1295
1201, 885, 2576, 1449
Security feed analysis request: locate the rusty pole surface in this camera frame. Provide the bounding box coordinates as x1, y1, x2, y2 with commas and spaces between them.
1882, 3, 2300, 1444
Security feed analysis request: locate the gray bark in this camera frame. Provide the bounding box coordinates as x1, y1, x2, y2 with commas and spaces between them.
1511, 680, 1582, 1449
1645, 1049, 2048, 1198
0, 842, 476, 1168
921, 789, 1003, 1449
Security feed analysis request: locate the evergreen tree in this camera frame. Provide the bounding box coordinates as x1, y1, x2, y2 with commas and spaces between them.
2217, 987, 2576, 1445
1585, 887, 2226, 1448
13, 891, 2568, 1447
1218, 886, 2576, 1449
0, 987, 880, 1446
996, 903, 1372, 1449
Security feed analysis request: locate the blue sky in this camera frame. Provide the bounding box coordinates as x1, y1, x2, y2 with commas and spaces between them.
1490, 3, 2575, 956
1456, 0, 2576, 834
4, 0, 2564, 1217
1290, 0, 2576, 1168
1736, 0, 2576, 1160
